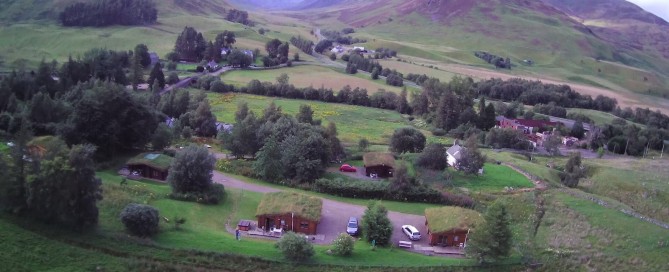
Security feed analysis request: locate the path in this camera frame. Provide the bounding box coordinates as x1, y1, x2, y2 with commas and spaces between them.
211, 171, 428, 247
502, 163, 548, 191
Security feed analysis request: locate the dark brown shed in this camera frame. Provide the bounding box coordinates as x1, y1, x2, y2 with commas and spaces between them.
363, 152, 395, 178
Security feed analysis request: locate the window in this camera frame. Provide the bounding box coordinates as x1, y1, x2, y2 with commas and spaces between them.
454, 236, 459, 242
300, 222, 309, 229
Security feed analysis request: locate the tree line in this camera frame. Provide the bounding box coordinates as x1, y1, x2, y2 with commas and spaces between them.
226, 9, 254, 26
290, 36, 314, 55
474, 51, 511, 69
320, 29, 366, 45
60, 0, 157, 27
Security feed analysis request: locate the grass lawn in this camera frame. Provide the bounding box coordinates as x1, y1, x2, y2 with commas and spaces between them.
536, 192, 669, 271
92, 170, 477, 267
449, 163, 534, 192
208, 92, 411, 144
0, 142, 9, 154
0, 217, 127, 271
220, 65, 407, 94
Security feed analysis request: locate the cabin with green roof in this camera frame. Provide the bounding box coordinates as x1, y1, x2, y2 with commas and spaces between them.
256, 192, 322, 235
424, 206, 483, 247
126, 153, 174, 181
363, 152, 395, 178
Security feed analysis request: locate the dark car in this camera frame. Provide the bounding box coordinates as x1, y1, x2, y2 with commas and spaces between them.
346, 217, 359, 236
339, 164, 357, 172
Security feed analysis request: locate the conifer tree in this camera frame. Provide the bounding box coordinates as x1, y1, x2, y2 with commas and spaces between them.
467, 201, 512, 263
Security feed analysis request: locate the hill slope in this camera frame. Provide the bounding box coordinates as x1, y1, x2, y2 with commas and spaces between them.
544, 0, 669, 60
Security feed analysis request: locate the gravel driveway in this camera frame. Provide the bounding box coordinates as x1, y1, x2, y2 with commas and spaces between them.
212, 171, 429, 246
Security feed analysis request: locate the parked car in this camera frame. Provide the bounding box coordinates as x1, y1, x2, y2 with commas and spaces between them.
339, 164, 357, 172
346, 217, 359, 236
402, 225, 421, 241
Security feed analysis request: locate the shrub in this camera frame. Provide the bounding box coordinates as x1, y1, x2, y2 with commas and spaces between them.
120, 203, 160, 237
390, 127, 426, 153
431, 128, 446, 136
314, 178, 445, 204
169, 184, 225, 205
332, 233, 355, 256
362, 202, 393, 246
275, 232, 314, 262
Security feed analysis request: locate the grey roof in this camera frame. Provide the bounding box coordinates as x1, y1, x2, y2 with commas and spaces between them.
446, 144, 464, 160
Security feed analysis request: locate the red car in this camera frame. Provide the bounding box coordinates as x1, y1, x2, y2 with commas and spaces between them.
339, 164, 357, 172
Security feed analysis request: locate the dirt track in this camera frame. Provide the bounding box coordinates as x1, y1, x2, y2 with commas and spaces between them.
211, 171, 429, 247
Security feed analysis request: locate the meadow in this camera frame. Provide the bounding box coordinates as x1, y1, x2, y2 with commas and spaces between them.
220, 65, 408, 94
207, 92, 411, 144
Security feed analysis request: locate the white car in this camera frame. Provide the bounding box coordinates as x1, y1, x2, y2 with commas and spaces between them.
402, 225, 421, 241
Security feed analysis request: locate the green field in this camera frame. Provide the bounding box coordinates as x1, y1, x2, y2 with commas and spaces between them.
208, 92, 411, 144
449, 163, 534, 192
220, 65, 408, 93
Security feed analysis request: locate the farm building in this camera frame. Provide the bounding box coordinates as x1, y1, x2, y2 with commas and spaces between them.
126, 153, 174, 181
256, 192, 322, 235
363, 152, 395, 178
424, 206, 483, 247
446, 144, 463, 168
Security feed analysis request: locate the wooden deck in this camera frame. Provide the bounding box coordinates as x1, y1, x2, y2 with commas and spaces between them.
413, 245, 465, 255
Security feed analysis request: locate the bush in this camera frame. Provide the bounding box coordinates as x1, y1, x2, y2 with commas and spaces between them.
120, 204, 160, 237
390, 127, 426, 153
275, 232, 314, 262
332, 233, 355, 256
169, 184, 225, 204
431, 128, 446, 136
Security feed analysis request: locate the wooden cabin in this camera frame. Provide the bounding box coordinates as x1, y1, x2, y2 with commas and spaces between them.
126, 153, 173, 181
256, 192, 322, 235
425, 207, 483, 247
363, 152, 395, 178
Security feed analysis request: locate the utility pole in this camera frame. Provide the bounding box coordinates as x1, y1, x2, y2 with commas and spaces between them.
661, 140, 666, 159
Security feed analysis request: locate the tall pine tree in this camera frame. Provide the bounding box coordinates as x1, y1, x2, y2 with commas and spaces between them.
466, 201, 513, 263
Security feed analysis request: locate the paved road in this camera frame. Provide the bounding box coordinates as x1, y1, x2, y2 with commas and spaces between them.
211, 170, 428, 246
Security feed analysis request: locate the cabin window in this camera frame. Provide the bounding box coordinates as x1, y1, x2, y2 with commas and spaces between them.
300, 222, 309, 229
281, 220, 286, 226
454, 236, 459, 242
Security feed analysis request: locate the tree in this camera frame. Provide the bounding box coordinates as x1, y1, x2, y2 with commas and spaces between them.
457, 136, 486, 175
167, 145, 215, 194
560, 152, 584, 188
222, 111, 260, 158
147, 63, 165, 89
174, 27, 206, 61
265, 39, 283, 59
151, 123, 173, 150
61, 81, 159, 156
280, 124, 329, 182
329, 53, 337, 61
228, 49, 253, 68
416, 143, 448, 170
389, 127, 426, 153
296, 104, 314, 124
467, 201, 513, 263
396, 89, 411, 114
131, 45, 144, 90
135, 44, 151, 67
26, 142, 102, 229
332, 233, 355, 256
358, 138, 370, 152
544, 134, 562, 156
275, 232, 315, 262
324, 122, 345, 161
167, 72, 179, 85
253, 135, 283, 182
388, 164, 419, 192
570, 121, 585, 139
190, 100, 218, 137
362, 202, 393, 246
120, 203, 160, 237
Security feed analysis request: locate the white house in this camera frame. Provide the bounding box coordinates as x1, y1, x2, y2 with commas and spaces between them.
446, 144, 463, 168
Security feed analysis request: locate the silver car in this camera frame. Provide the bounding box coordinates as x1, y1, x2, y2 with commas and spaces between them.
346, 217, 359, 236
402, 225, 421, 241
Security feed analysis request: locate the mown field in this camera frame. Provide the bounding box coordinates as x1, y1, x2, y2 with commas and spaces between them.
207, 92, 411, 144
220, 65, 407, 94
